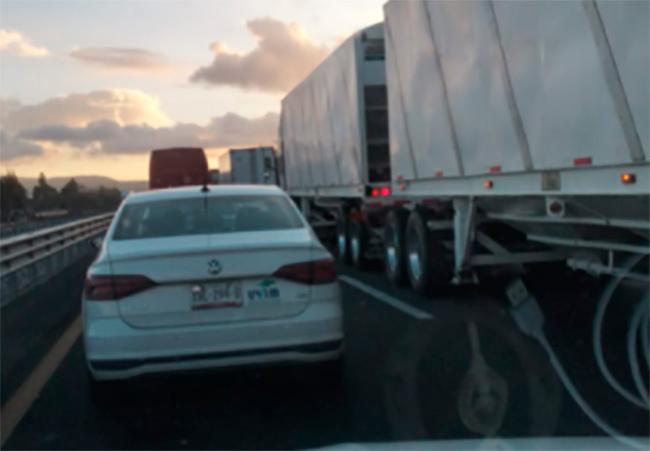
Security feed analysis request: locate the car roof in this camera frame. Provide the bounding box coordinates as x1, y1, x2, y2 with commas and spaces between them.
124, 185, 286, 204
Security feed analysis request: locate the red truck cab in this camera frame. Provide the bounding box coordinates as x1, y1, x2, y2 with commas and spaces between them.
149, 148, 208, 189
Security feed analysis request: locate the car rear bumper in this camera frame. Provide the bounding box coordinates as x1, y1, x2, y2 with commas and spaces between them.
84, 300, 343, 380
89, 339, 343, 374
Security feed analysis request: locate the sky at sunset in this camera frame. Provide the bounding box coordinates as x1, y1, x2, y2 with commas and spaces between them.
0, 0, 384, 180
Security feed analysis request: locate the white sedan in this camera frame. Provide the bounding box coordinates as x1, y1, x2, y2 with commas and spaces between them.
83, 185, 343, 386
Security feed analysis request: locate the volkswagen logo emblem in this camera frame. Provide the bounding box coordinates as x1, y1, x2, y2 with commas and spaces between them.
208, 259, 222, 275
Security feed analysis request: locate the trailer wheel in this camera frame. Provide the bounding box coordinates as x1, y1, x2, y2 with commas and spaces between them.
336, 213, 352, 264
384, 209, 409, 286
350, 218, 368, 269
405, 210, 452, 295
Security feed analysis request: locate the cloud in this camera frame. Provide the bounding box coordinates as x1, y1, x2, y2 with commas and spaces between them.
190, 17, 328, 93
0, 29, 48, 57
3, 89, 278, 162
0, 98, 22, 122
19, 112, 279, 154
69, 47, 171, 72
0, 130, 44, 160
1, 89, 172, 132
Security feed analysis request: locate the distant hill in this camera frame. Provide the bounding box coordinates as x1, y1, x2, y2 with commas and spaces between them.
19, 176, 147, 195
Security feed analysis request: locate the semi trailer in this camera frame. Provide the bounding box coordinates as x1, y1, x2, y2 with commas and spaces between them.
149, 147, 208, 189
280, 22, 390, 251
280, 0, 649, 295
219, 147, 279, 185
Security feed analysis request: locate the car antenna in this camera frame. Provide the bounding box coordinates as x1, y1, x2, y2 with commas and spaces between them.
201, 180, 209, 211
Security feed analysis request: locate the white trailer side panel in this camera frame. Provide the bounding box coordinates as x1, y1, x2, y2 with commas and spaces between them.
384, 2, 460, 181
280, 30, 366, 192
307, 69, 339, 187
281, 95, 308, 189
493, 0, 644, 169
427, 0, 528, 176
385, 0, 649, 184
324, 39, 363, 186
231, 150, 253, 183
596, 0, 649, 159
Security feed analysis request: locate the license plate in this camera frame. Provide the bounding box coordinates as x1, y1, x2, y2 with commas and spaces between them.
191, 282, 243, 310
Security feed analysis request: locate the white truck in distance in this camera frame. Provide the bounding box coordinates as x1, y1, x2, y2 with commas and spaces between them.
279, 0, 649, 295
219, 147, 279, 185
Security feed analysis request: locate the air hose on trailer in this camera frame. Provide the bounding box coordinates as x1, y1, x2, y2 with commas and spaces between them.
506, 255, 649, 450
593, 255, 649, 411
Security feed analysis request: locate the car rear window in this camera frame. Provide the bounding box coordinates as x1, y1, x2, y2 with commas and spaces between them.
112, 195, 304, 240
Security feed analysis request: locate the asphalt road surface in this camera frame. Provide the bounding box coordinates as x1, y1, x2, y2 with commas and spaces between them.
2, 257, 648, 449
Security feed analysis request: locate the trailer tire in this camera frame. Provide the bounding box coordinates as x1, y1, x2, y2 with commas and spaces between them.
336, 213, 352, 264
384, 209, 409, 286
350, 218, 368, 269
405, 210, 452, 295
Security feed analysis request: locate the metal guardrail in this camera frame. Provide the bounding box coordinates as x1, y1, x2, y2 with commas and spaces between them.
0, 213, 114, 306
0, 212, 109, 239
0, 213, 113, 275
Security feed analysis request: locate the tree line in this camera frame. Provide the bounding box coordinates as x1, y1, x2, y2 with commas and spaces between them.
0, 172, 123, 222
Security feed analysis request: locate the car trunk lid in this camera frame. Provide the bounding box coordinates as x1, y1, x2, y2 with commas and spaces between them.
108, 229, 316, 328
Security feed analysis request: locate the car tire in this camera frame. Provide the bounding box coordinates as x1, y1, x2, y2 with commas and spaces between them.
384, 209, 409, 286
349, 218, 368, 270
405, 210, 452, 295
336, 212, 352, 264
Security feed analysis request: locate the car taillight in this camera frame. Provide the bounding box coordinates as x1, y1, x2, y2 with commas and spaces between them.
312, 259, 337, 283
84, 275, 156, 300
273, 259, 337, 284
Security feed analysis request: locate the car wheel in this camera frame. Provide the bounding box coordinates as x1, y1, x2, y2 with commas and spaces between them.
384, 209, 409, 286
350, 218, 368, 269
336, 213, 352, 264
405, 210, 452, 295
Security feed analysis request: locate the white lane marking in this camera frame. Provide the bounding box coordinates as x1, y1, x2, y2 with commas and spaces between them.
339, 275, 434, 320
1, 315, 82, 446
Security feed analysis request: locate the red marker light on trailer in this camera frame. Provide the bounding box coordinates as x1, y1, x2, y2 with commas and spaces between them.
380, 186, 391, 197
370, 188, 380, 197
573, 156, 592, 166
621, 172, 636, 184
484, 180, 494, 189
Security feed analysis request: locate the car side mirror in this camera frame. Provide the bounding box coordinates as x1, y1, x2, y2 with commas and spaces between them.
91, 236, 103, 250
